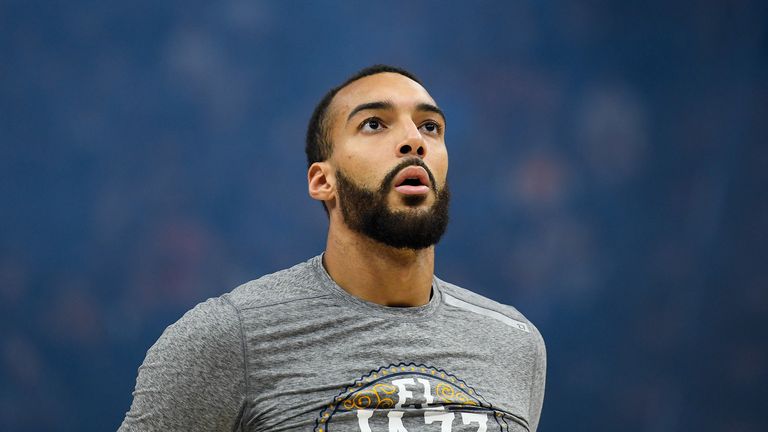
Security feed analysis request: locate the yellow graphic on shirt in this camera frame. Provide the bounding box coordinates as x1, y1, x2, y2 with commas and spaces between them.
314, 363, 526, 432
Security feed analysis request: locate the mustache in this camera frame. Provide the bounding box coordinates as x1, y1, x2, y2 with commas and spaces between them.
378, 158, 439, 194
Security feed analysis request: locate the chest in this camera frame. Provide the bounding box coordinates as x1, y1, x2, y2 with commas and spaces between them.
238, 302, 535, 431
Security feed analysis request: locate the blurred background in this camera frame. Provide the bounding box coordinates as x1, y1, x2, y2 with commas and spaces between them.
1, 1, 767, 431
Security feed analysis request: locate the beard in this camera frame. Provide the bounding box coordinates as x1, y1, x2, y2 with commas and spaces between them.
335, 159, 450, 250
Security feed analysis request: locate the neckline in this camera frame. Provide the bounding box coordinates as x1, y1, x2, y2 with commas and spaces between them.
309, 254, 443, 321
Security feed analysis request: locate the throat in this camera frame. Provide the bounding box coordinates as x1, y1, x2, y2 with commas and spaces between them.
322, 234, 435, 307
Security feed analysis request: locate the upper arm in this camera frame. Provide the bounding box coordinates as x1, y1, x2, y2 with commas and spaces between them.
528, 324, 547, 431
118, 296, 247, 432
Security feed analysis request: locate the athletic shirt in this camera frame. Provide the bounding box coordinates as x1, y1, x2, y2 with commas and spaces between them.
118, 255, 546, 432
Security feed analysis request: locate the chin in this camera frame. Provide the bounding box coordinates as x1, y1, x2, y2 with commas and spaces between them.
400, 194, 429, 207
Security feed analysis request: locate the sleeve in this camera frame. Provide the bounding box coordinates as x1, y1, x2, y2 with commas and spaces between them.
118, 296, 247, 432
527, 324, 547, 432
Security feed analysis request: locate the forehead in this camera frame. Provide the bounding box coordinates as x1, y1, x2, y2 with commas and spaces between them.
329, 72, 437, 123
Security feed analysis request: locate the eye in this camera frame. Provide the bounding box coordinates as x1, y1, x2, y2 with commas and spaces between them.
359, 117, 386, 133
419, 121, 442, 135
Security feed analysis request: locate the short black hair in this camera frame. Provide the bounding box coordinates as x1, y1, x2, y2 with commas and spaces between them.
305, 64, 423, 168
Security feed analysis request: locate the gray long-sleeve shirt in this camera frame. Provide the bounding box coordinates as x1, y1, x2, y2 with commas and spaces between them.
119, 255, 546, 431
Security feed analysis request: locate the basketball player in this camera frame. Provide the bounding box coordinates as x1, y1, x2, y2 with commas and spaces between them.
118, 65, 546, 432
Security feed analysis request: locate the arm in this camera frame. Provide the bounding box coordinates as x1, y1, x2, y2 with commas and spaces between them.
528, 325, 547, 432
118, 296, 247, 432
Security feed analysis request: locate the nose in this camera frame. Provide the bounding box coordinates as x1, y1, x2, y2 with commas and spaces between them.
395, 122, 426, 158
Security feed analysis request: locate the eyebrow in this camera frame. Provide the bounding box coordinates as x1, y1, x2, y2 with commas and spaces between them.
346, 100, 447, 124
417, 103, 446, 123
346, 101, 394, 122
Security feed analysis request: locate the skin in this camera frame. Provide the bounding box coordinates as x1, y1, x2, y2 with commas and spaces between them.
307, 72, 449, 307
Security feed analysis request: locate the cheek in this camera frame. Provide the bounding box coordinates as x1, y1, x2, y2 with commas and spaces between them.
429, 150, 449, 184
337, 156, 387, 188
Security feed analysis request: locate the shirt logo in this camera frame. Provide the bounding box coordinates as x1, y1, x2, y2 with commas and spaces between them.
314, 363, 527, 432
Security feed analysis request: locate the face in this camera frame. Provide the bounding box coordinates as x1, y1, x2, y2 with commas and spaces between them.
325, 72, 450, 249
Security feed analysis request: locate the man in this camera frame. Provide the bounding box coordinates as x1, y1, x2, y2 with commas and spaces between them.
119, 65, 546, 432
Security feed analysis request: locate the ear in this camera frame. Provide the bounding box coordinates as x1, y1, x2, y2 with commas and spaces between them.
308, 162, 335, 203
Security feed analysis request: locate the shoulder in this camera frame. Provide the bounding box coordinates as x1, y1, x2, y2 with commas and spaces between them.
148, 296, 243, 363
437, 277, 545, 345
222, 255, 328, 311
155, 256, 325, 350
121, 291, 248, 430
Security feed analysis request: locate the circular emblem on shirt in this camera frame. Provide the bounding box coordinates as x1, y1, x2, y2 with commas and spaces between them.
314, 363, 526, 432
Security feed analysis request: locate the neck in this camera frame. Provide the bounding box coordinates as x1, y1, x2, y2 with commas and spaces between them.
323, 218, 435, 307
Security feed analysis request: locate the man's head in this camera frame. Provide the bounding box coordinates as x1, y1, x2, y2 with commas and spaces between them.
306, 65, 450, 250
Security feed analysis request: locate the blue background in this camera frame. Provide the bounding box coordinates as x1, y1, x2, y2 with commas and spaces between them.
1, 1, 766, 431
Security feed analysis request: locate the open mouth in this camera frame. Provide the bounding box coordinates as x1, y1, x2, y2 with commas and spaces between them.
393, 166, 431, 195
400, 178, 424, 186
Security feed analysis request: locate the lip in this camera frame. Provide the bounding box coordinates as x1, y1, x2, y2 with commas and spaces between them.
392, 166, 431, 195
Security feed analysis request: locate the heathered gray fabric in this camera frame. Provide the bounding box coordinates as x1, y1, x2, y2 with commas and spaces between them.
119, 255, 546, 432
